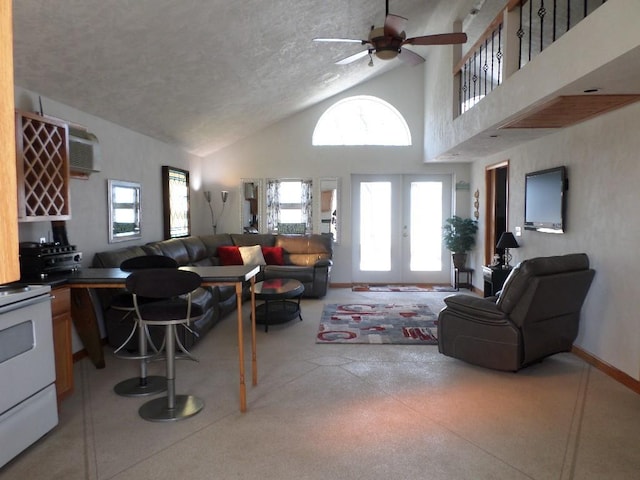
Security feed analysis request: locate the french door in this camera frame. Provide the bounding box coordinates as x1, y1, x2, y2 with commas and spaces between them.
352, 174, 452, 284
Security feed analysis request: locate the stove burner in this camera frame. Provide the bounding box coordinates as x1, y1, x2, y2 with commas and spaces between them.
0, 285, 31, 296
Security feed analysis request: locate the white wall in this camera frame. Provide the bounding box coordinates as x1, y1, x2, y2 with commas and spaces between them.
201, 66, 472, 283
421, 0, 640, 380
469, 103, 640, 380
15, 87, 202, 264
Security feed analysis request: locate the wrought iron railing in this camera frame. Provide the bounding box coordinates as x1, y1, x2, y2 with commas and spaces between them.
455, 0, 608, 115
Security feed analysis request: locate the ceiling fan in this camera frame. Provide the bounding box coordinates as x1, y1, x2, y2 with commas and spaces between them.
313, 0, 467, 66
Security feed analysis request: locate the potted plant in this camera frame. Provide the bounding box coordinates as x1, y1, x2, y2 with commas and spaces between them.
442, 216, 478, 269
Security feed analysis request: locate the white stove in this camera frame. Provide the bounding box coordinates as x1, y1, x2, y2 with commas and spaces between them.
0, 283, 51, 307
0, 282, 58, 468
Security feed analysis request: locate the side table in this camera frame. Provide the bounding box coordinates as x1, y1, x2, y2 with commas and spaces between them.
482, 266, 512, 297
454, 268, 473, 291
254, 278, 304, 332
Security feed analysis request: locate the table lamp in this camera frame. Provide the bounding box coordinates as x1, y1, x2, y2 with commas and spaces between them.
496, 232, 519, 268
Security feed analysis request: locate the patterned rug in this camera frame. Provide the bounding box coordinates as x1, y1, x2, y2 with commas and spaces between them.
352, 284, 456, 293
316, 303, 438, 345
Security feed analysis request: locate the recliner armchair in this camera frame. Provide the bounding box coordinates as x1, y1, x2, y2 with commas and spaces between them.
437, 253, 595, 371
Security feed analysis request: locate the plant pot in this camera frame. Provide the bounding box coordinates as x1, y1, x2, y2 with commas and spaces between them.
452, 253, 467, 269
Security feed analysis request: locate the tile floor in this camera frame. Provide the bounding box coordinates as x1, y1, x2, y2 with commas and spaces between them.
2, 288, 640, 479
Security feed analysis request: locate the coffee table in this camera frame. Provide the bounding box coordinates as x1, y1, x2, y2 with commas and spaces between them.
254, 278, 304, 332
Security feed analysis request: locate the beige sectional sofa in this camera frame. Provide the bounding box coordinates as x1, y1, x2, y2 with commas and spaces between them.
92, 233, 333, 349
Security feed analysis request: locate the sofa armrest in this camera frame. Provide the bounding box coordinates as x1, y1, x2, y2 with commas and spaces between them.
314, 258, 333, 268
443, 294, 507, 322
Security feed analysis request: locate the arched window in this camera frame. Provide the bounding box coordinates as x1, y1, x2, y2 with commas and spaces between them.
312, 95, 411, 146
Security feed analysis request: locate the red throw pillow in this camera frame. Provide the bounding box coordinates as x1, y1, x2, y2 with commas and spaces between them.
217, 246, 243, 265
261, 246, 284, 265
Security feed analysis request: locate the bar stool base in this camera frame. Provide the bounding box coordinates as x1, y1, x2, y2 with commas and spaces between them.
114, 375, 166, 397
139, 395, 204, 422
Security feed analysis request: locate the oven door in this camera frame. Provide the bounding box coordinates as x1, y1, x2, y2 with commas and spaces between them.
0, 294, 55, 415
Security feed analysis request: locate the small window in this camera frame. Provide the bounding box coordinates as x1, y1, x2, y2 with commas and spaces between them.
162, 166, 190, 239
266, 179, 313, 234
312, 95, 411, 146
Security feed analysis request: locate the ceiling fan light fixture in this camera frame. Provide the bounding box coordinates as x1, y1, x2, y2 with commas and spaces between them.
375, 47, 399, 60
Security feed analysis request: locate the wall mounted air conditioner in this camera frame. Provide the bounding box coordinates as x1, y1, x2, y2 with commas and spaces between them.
68, 126, 101, 174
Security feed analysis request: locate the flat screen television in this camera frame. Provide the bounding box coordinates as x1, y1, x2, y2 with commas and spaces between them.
524, 166, 568, 234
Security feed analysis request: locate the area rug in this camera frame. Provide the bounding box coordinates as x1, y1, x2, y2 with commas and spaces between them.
352, 284, 456, 293
316, 303, 438, 345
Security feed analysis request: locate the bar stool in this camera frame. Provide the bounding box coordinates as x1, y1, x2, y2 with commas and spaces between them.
112, 255, 178, 397
126, 268, 205, 422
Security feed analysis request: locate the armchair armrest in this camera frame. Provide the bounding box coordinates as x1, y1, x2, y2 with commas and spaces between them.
443, 294, 507, 321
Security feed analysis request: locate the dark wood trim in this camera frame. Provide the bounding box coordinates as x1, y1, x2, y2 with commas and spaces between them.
572, 346, 640, 395
484, 160, 510, 266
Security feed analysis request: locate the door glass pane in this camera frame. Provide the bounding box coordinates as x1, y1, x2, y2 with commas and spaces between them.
410, 181, 442, 271
360, 182, 391, 271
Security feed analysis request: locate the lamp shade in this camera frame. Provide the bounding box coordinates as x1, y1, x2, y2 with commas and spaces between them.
496, 232, 519, 249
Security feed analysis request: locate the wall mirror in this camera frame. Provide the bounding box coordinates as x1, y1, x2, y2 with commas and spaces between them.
162, 166, 191, 239
319, 177, 340, 243
108, 179, 141, 243
240, 178, 262, 233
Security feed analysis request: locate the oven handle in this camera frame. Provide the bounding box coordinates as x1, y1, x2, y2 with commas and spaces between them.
0, 294, 51, 315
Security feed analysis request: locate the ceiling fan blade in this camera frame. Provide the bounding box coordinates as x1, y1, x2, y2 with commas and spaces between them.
335, 50, 370, 65
313, 38, 367, 44
398, 48, 425, 66
403, 32, 468, 46
384, 13, 408, 37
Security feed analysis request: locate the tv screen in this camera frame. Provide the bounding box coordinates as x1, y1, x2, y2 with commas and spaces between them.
524, 166, 567, 234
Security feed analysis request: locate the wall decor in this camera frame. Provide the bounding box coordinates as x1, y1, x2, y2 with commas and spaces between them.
108, 179, 141, 243
473, 189, 480, 219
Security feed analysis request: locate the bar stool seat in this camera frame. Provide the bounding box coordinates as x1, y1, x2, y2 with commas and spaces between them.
127, 268, 205, 422
112, 255, 178, 397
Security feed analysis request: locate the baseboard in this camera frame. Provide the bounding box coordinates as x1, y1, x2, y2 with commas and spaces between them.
572, 345, 640, 395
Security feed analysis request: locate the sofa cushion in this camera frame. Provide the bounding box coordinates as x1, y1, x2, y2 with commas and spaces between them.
145, 238, 190, 265
239, 245, 266, 266
92, 246, 148, 268
218, 246, 243, 265
231, 234, 276, 247
261, 246, 284, 265
181, 236, 208, 264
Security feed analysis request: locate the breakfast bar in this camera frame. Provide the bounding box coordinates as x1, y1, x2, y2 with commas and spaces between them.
66, 265, 260, 412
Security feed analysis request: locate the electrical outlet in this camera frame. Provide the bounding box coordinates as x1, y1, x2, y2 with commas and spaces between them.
39, 237, 46, 244
515, 226, 522, 237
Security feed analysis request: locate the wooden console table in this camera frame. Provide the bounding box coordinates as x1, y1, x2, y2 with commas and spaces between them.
66, 265, 259, 412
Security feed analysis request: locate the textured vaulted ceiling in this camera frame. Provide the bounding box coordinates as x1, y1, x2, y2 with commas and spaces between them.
13, 0, 494, 157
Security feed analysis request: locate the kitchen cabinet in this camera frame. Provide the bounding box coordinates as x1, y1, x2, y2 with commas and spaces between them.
15, 110, 71, 221
51, 286, 74, 405
0, 1, 19, 283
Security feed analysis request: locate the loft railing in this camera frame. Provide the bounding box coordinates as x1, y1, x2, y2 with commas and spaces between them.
455, 0, 608, 115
